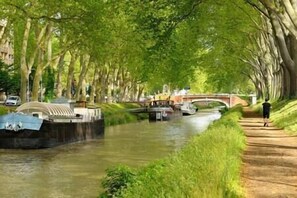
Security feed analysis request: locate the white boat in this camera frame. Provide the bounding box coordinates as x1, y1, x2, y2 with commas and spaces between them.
180, 102, 198, 115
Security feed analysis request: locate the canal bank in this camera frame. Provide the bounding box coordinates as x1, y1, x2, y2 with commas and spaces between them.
96, 103, 147, 126
99, 106, 246, 198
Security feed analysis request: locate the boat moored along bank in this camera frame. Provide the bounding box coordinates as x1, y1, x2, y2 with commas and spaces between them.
180, 102, 198, 115
0, 99, 104, 149
147, 100, 182, 121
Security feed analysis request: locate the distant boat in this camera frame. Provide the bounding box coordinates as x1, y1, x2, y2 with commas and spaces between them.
147, 100, 181, 121
180, 102, 198, 115
0, 100, 104, 149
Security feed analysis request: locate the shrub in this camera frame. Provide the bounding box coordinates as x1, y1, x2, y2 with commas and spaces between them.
98, 103, 147, 127
100, 165, 136, 198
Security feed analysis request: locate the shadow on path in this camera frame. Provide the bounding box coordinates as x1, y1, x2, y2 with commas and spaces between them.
240, 107, 297, 198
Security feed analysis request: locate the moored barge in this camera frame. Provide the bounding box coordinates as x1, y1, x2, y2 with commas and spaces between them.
0, 100, 104, 149
147, 100, 182, 121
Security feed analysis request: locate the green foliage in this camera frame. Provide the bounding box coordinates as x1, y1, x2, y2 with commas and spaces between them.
190, 0, 259, 93
121, 0, 260, 94
0, 61, 20, 95
100, 165, 136, 198
219, 106, 229, 114
43, 67, 55, 101
99, 107, 245, 197
0, 106, 9, 115
1, 0, 260, 99
123, 0, 206, 91
97, 103, 146, 127
189, 70, 210, 93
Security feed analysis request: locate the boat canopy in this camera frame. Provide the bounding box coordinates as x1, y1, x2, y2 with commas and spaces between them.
16, 101, 75, 117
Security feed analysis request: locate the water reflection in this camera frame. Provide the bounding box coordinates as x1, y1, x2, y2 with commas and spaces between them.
0, 109, 220, 198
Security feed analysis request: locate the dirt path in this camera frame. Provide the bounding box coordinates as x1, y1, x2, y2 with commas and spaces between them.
240, 107, 297, 198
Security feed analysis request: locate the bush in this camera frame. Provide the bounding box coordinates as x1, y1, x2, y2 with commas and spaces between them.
98, 103, 147, 127
100, 165, 136, 198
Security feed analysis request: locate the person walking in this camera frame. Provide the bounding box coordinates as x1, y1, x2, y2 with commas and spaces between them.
262, 98, 271, 127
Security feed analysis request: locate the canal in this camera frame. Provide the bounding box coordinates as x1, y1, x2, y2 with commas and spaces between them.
0, 109, 221, 198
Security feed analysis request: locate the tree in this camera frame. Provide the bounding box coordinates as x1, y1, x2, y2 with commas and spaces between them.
245, 0, 297, 99
0, 61, 20, 95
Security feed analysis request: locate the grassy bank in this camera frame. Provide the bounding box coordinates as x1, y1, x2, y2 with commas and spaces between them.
269, 100, 297, 134
100, 106, 246, 198
96, 103, 147, 127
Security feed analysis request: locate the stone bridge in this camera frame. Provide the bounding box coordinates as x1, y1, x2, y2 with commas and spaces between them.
181, 94, 255, 108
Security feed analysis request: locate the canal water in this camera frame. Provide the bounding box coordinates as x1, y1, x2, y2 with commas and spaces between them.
0, 109, 221, 198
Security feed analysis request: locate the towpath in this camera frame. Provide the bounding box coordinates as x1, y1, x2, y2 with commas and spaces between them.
239, 107, 297, 198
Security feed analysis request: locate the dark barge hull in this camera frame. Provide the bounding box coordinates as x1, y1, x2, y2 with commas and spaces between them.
148, 110, 182, 122
0, 119, 104, 149
149, 111, 172, 121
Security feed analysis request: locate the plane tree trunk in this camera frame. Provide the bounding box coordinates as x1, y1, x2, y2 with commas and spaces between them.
66, 51, 78, 99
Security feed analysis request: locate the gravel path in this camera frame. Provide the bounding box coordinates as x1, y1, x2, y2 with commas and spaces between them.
240, 108, 297, 198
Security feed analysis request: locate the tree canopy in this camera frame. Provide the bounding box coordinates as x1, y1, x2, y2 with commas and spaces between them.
2, 0, 286, 102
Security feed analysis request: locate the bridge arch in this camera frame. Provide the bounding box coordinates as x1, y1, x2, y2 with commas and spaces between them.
191, 98, 230, 108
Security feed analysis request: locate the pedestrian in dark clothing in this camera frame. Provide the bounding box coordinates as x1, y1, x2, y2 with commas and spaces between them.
262, 98, 271, 127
